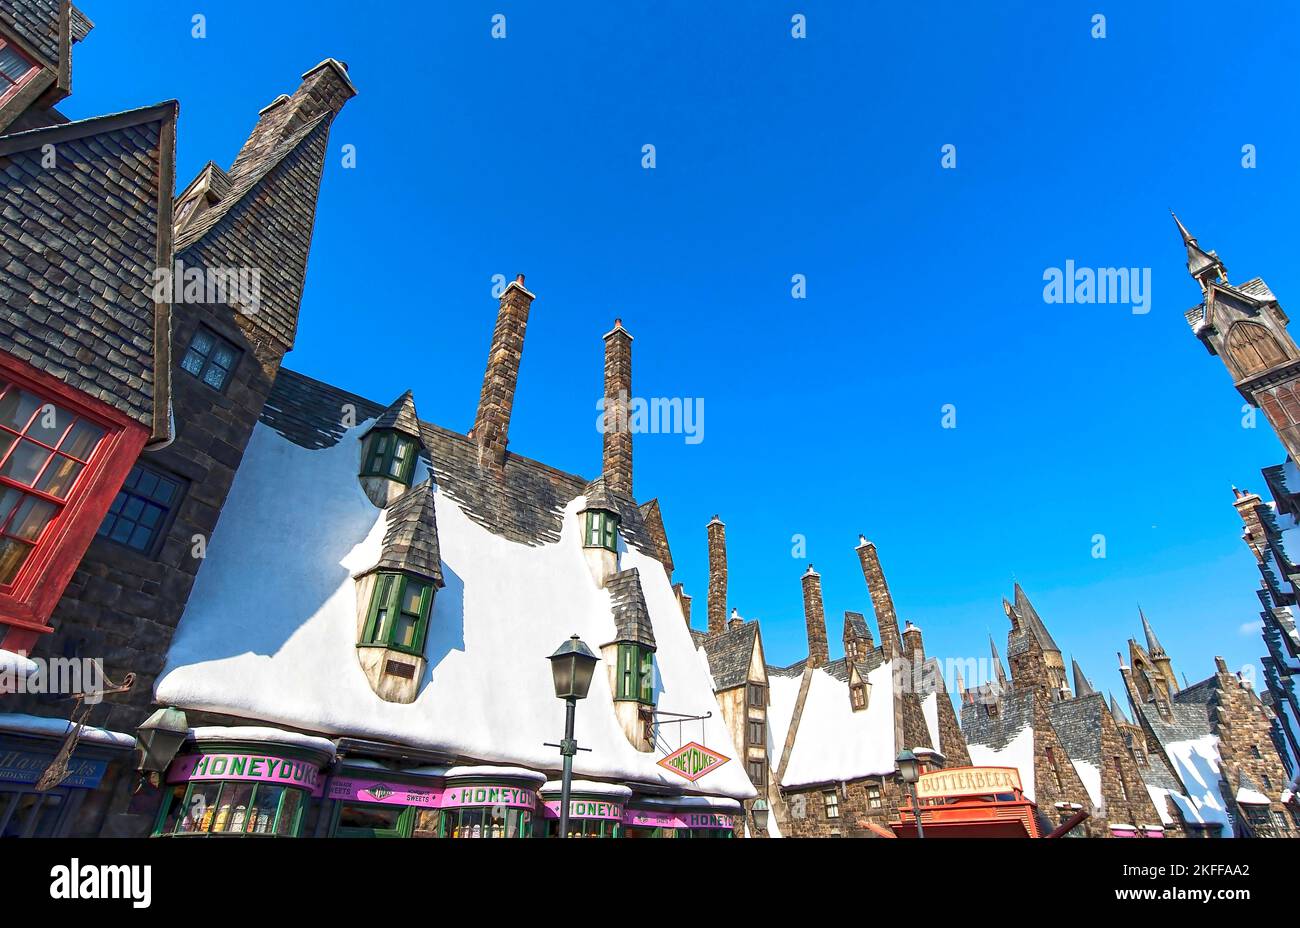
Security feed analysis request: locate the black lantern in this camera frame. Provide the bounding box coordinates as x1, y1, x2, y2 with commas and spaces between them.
751, 798, 770, 833
136, 707, 189, 778
895, 748, 920, 784
548, 634, 598, 701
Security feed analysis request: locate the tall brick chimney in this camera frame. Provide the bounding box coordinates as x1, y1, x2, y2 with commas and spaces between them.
902, 621, 924, 662
706, 515, 727, 637
801, 565, 829, 668
856, 536, 902, 659
230, 59, 357, 178
602, 319, 633, 496
473, 275, 536, 465
1232, 486, 1269, 562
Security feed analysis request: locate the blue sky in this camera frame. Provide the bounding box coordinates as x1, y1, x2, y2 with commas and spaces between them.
66, 1, 1300, 701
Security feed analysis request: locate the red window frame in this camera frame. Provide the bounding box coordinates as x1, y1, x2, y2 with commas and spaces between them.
0, 352, 147, 644
0, 36, 39, 109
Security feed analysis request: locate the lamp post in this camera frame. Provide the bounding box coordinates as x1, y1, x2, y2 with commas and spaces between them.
751, 798, 770, 836
896, 748, 925, 839
135, 706, 189, 788
547, 634, 598, 839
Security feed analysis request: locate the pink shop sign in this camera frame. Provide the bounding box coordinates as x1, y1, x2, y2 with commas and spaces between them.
622, 808, 736, 830
325, 777, 538, 810
541, 799, 624, 821
167, 753, 325, 796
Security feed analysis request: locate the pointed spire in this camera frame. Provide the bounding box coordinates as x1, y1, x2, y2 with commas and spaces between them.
955, 665, 967, 703
1140, 607, 1166, 657
1109, 692, 1130, 725
1171, 210, 1227, 288
1013, 583, 1061, 654
365, 390, 422, 440
1071, 659, 1096, 698
989, 634, 1008, 685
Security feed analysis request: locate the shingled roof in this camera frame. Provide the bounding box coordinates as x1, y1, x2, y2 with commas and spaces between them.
260, 368, 660, 552
606, 568, 656, 650
697, 620, 757, 691
0, 0, 63, 69
366, 480, 443, 587
365, 391, 423, 441
0, 103, 176, 442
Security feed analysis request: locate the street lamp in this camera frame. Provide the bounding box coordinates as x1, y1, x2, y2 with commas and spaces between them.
751, 798, 770, 835
896, 748, 925, 839
136, 706, 189, 788
547, 635, 598, 838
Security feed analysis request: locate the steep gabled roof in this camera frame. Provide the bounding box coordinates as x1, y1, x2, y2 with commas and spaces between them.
366, 480, 443, 587
606, 568, 656, 651
637, 498, 674, 575
1013, 583, 1061, 654
0, 102, 176, 441
697, 620, 757, 691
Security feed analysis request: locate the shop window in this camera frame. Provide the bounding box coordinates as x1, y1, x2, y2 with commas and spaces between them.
583, 509, 619, 551
444, 806, 531, 838
361, 572, 433, 655
823, 789, 840, 819
96, 462, 184, 554
360, 431, 418, 486
0, 380, 108, 586
157, 781, 305, 837
334, 802, 407, 838
180, 325, 241, 392
747, 719, 764, 746
540, 817, 619, 838
867, 784, 882, 809
0, 788, 68, 838
0, 39, 37, 105
747, 683, 766, 709
616, 643, 655, 705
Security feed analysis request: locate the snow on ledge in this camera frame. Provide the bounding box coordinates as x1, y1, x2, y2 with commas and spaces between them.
0, 713, 135, 748
444, 765, 547, 783
540, 779, 633, 799
0, 650, 38, 681
189, 726, 336, 756
1235, 785, 1270, 805
633, 794, 743, 812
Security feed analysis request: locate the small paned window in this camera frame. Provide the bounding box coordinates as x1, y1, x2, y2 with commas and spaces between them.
444, 806, 531, 838
747, 719, 764, 746
747, 758, 765, 787
823, 789, 840, 819
851, 683, 867, 711
867, 784, 882, 809
360, 431, 418, 486
0, 40, 37, 102
159, 781, 306, 837
583, 510, 619, 551
0, 381, 107, 584
97, 462, 183, 554
615, 643, 655, 705
362, 573, 434, 655
180, 326, 241, 392
747, 683, 766, 708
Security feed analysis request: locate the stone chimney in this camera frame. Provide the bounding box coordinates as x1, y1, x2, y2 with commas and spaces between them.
230, 59, 357, 178
856, 536, 902, 659
673, 583, 692, 628
728, 608, 744, 631
801, 565, 829, 668
902, 621, 924, 663
473, 274, 536, 465
602, 319, 634, 497
707, 516, 727, 636
1232, 487, 1269, 563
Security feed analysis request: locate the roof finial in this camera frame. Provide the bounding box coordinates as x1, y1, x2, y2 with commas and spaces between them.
1171, 210, 1227, 289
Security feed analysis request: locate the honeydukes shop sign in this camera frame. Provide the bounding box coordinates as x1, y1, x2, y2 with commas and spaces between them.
657, 742, 729, 782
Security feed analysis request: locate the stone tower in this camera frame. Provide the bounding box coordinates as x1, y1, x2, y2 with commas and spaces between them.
1177, 212, 1300, 464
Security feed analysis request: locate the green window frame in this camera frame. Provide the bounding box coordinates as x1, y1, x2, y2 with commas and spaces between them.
541, 816, 619, 838
154, 780, 306, 837
360, 430, 418, 486
361, 572, 433, 655
334, 802, 412, 838
443, 806, 532, 838
583, 509, 619, 551
616, 643, 655, 704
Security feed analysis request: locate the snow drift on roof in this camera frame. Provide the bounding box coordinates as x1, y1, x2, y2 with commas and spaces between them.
778, 661, 897, 788
968, 725, 1036, 801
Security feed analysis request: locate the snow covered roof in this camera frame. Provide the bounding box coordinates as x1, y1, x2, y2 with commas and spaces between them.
188, 725, 336, 756
540, 779, 632, 800
968, 724, 1037, 801
156, 387, 753, 800
0, 713, 135, 749
772, 660, 897, 788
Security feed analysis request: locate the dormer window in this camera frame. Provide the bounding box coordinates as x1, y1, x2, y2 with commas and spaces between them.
361, 573, 432, 655
615, 643, 654, 705
584, 510, 619, 551
360, 432, 417, 487
0, 40, 37, 106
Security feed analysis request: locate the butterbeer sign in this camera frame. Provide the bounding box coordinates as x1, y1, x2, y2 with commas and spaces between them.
916, 766, 1022, 801
657, 741, 729, 782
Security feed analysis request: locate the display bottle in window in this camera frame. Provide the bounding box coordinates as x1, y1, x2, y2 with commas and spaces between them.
198, 805, 214, 833
213, 802, 231, 833
230, 804, 247, 833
